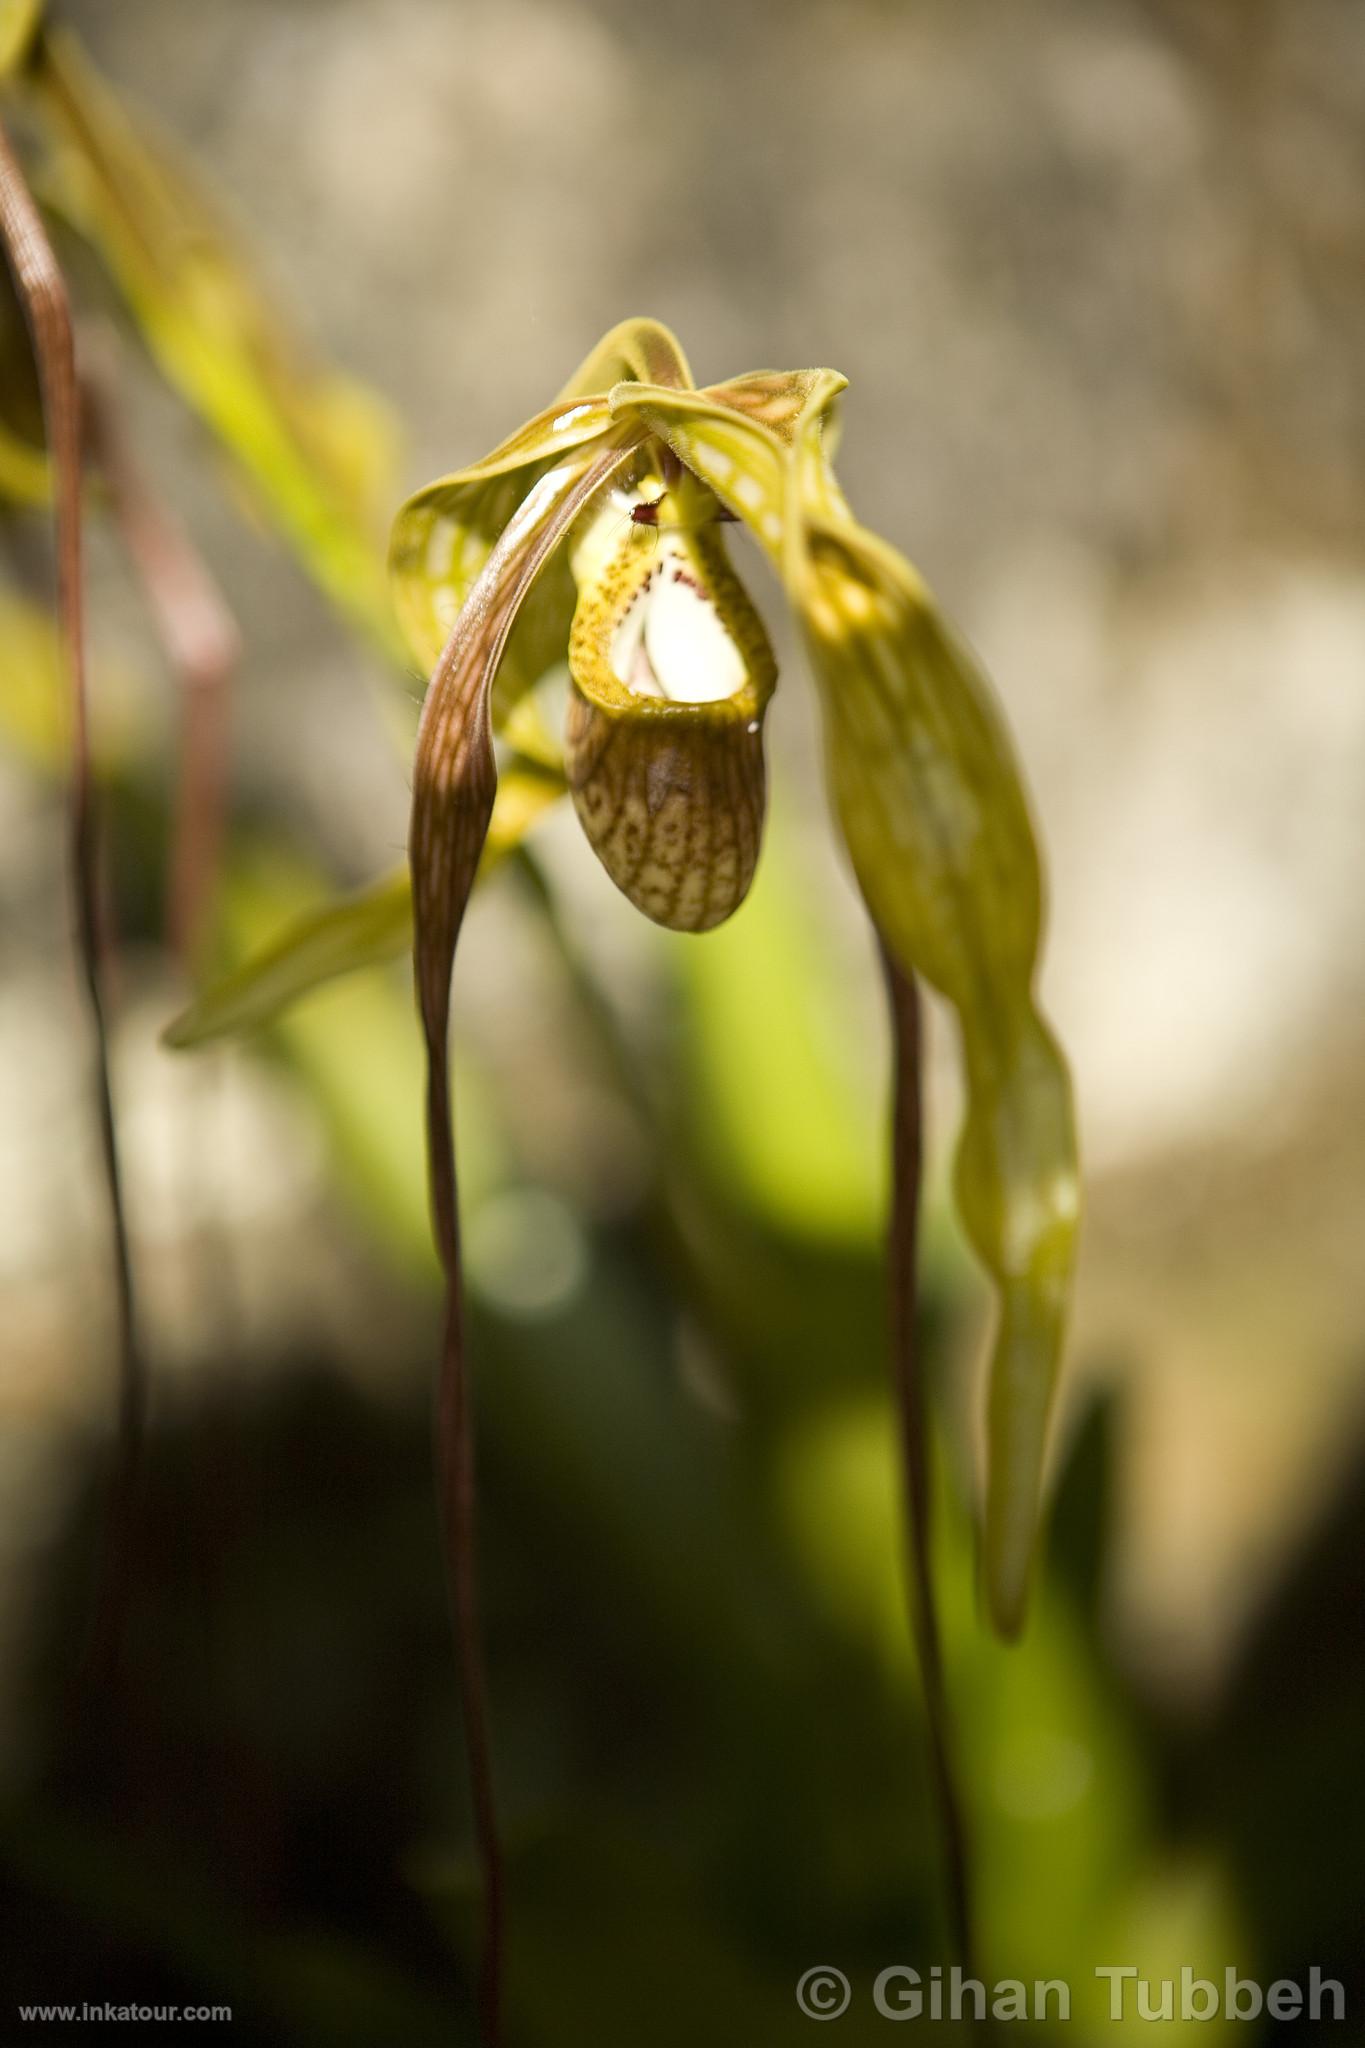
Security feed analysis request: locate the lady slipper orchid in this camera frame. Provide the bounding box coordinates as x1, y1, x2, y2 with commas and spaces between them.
390, 315, 1078, 1637
169, 316, 1078, 2034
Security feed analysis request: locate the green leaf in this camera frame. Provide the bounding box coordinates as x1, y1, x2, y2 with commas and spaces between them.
163, 867, 411, 1050
0, 417, 47, 502
0, 586, 67, 770
164, 763, 564, 1048
30, 30, 403, 660
615, 375, 1080, 1636
674, 799, 881, 1242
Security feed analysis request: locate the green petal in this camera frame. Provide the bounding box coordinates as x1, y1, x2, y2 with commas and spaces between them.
389, 321, 689, 700
608, 370, 848, 544
162, 763, 564, 1049
692, 367, 848, 446
388, 393, 614, 678
614, 376, 1079, 1637
29, 30, 403, 659
806, 527, 1077, 1639
557, 316, 693, 400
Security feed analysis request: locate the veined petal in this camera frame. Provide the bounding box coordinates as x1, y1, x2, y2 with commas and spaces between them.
410, 430, 642, 1278
389, 322, 688, 699
557, 316, 694, 400
162, 762, 563, 1049
388, 394, 614, 677
800, 517, 1078, 1639
610, 375, 1079, 1636
609, 378, 790, 561
609, 370, 851, 563
695, 367, 848, 446
407, 443, 643, 1959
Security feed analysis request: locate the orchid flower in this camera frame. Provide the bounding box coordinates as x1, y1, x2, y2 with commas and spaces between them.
391, 316, 1078, 1632
168, 316, 1079, 2030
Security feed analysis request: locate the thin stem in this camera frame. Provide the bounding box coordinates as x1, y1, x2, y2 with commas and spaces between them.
82, 343, 240, 967
409, 438, 638, 2045
426, 1055, 505, 2047
881, 947, 976, 1980
0, 120, 144, 1666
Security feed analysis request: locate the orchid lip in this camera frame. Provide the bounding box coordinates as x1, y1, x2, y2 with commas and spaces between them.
609, 546, 748, 705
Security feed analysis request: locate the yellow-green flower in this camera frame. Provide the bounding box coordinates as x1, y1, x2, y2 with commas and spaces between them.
172, 316, 1078, 1634
164, 311, 1079, 2034
388, 316, 1078, 1639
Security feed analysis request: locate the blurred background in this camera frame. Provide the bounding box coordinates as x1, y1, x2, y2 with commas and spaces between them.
2, 0, 1363, 2040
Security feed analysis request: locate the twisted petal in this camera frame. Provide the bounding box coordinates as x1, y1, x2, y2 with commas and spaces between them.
176, 330, 685, 1048
409, 429, 642, 1266
388, 393, 615, 685
614, 374, 1079, 1636
388, 320, 691, 718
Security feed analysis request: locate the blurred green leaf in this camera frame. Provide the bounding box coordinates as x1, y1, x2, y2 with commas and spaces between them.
673, 802, 881, 1243
205, 847, 505, 1270
0, 586, 67, 772
0, 418, 47, 501
0, 0, 40, 78
0, 254, 46, 499
164, 763, 563, 1047
0, 583, 143, 771
444, 1829, 795, 2048
31, 29, 404, 660
776, 1394, 1243, 2036
163, 866, 412, 1050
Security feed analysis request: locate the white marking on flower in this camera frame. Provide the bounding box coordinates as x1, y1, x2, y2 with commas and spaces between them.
734, 474, 765, 511
502, 463, 579, 549
609, 545, 745, 704
552, 403, 596, 433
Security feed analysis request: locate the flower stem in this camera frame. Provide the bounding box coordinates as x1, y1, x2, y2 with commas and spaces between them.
426, 1058, 504, 2047
881, 947, 976, 1980
409, 439, 640, 2046
82, 341, 240, 968
0, 119, 144, 1674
